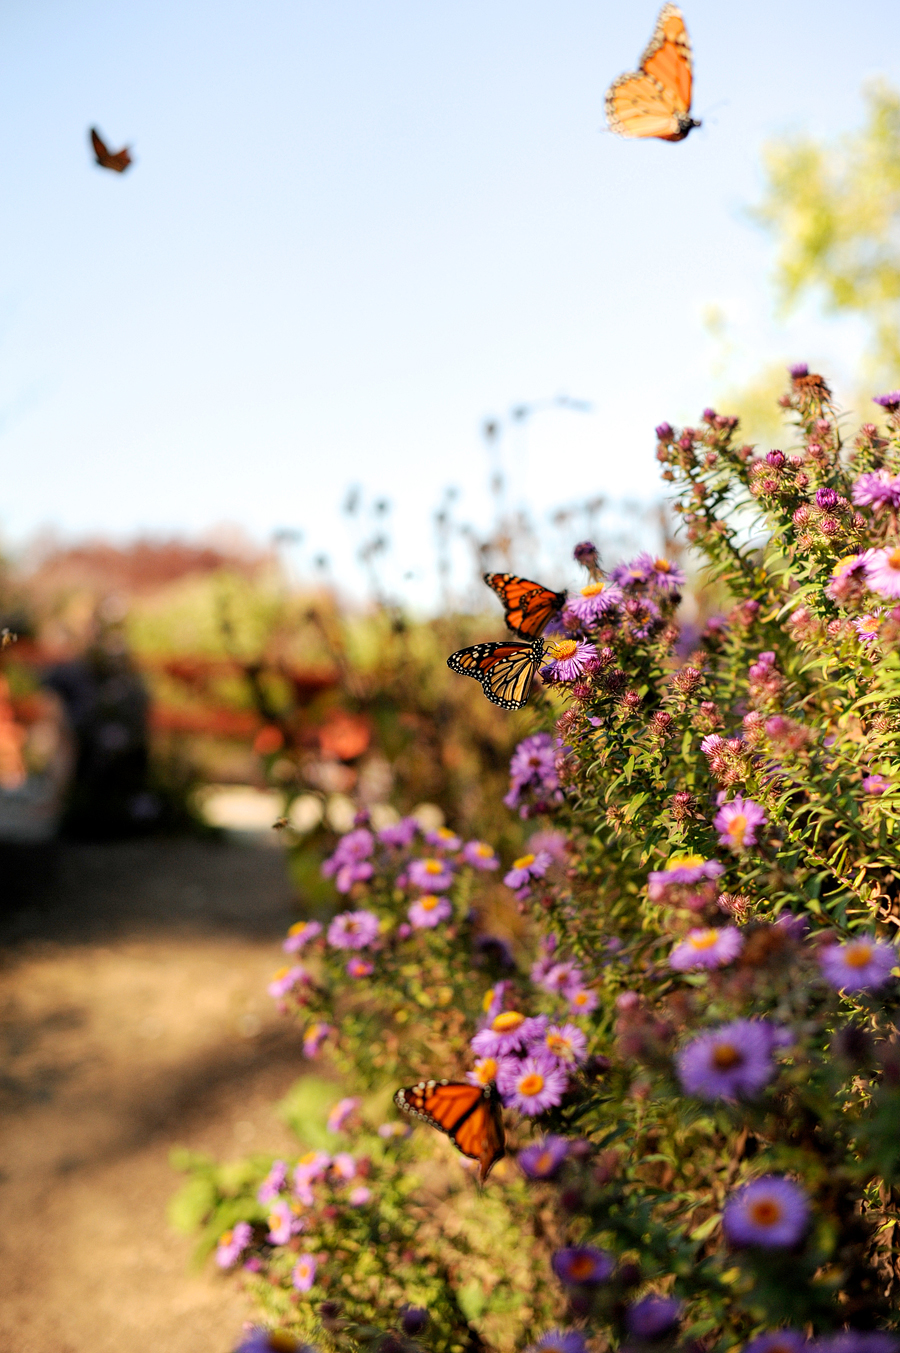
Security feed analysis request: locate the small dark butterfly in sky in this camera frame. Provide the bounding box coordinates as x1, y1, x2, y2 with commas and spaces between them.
90, 127, 132, 173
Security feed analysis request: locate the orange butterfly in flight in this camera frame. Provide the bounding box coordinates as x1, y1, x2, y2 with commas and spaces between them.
605, 4, 700, 142
394, 1078, 506, 1182
447, 638, 544, 710
90, 127, 132, 173
484, 572, 567, 639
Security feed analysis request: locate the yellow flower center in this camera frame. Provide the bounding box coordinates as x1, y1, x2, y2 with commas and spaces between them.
473, 1057, 498, 1084
435, 828, 455, 841
419, 894, 439, 911
889, 547, 900, 571
534, 1151, 554, 1173
546, 1032, 574, 1059
749, 1198, 783, 1227
518, 1072, 545, 1096
298, 1151, 318, 1166
569, 1254, 597, 1280
666, 853, 705, 872
845, 942, 874, 968
690, 929, 721, 951
269, 1336, 300, 1353
272, 966, 289, 980
423, 859, 443, 874
580, 582, 608, 597
492, 1011, 525, 1032
513, 853, 536, 870
712, 1043, 743, 1070
220, 1230, 234, 1246
268, 1212, 282, 1230
654, 557, 673, 572
549, 638, 578, 660
482, 986, 498, 1011
571, 991, 590, 1007
832, 554, 860, 578
726, 814, 748, 846
288, 921, 309, 936
473, 842, 493, 857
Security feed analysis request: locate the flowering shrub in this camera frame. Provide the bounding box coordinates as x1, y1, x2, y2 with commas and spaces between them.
180, 370, 900, 1353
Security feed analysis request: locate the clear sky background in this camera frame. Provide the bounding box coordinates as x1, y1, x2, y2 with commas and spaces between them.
1, 0, 899, 601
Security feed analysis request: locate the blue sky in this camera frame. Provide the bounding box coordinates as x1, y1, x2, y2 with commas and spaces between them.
1, 0, 898, 601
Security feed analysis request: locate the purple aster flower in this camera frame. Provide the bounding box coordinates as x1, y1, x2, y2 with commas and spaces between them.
814, 1334, 899, 1353
543, 637, 597, 682
216, 1220, 253, 1268
519, 1135, 570, 1178
670, 926, 744, 972
283, 920, 323, 953
471, 1012, 548, 1058
504, 850, 553, 891
866, 546, 900, 599
551, 1246, 615, 1285
505, 733, 563, 814
408, 893, 453, 928
257, 1160, 288, 1205
294, 1151, 331, 1190
568, 986, 599, 1016
497, 1052, 568, 1114
826, 552, 873, 602
330, 1151, 357, 1180
322, 828, 375, 893
528, 830, 567, 862
408, 857, 454, 891
574, 540, 600, 568
744, 1332, 808, 1353
852, 471, 900, 511
565, 580, 623, 625
267, 1199, 301, 1245
234, 1330, 311, 1353
789, 363, 809, 378
303, 1022, 331, 1058
648, 855, 724, 899
346, 956, 373, 977
628, 552, 686, 591
819, 935, 897, 992
533, 1022, 588, 1064
611, 555, 653, 587
873, 390, 900, 411
714, 796, 768, 851
467, 1055, 501, 1087
326, 1097, 360, 1133
481, 979, 512, 1020
625, 1297, 682, 1338
723, 1175, 810, 1247
677, 1019, 781, 1100
528, 1333, 587, 1353
377, 1122, 411, 1139
292, 1253, 318, 1291
536, 959, 583, 995
854, 613, 883, 643
348, 1185, 372, 1205
462, 839, 499, 869
862, 773, 891, 794
425, 826, 462, 852
327, 910, 380, 949
378, 817, 419, 848
268, 965, 310, 999
624, 596, 662, 639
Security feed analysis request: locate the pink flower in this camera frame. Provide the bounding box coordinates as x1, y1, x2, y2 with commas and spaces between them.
408, 893, 453, 928
425, 826, 462, 852
467, 1055, 500, 1087
462, 839, 499, 870
331, 1152, 357, 1181
266, 1199, 301, 1245
327, 910, 380, 949
713, 796, 768, 851
283, 920, 323, 953
862, 774, 891, 794
348, 1186, 372, 1206
327, 1097, 360, 1133
564, 580, 623, 626
865, 545, 900, 599
216, 1221, 253, 1268
670, 927, 744, 971
408, 857, 454, 891
568, 986, 598, 1016
497, 1053, 568, 1115
346, 956, 374, 978
504, 850, 552, 892
533, 1022, 588, 1065
292, 1253, 318, 1291
471, 1011, 548, 1058
268, 965, 310, 999
819, 935, 897, 991
543, 638, 597, 682
303, 1022, 332, 1058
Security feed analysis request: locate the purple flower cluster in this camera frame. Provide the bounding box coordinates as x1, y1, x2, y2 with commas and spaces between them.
865, 546, 900, 600
852, 470, 900, 511
505, 733, 564, 817
647, 854, 724, 911
469, 1009, 573, 1116
611, 553, 686, 592
531, 941, 598, 1015
321, 828, 375, 893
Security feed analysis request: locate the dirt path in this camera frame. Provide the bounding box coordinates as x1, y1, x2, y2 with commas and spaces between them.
0, 836, 315, 1353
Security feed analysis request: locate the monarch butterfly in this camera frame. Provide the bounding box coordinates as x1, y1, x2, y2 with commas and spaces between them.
605, 4, 699, 142
90, 127, 132, 173
394, 1079, 506, 1182
484, 573, 567, 639
447, 638, 544, 710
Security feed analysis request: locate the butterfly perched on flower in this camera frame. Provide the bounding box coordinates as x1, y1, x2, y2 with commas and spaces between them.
447, 638, 544, 710
90, 127, 132, 173
484, 573, 567, 639
605, 4, 699, 142
394, 1078, 506, 1182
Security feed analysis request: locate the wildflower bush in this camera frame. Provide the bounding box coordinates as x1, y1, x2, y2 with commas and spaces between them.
179, 368, 900, 1353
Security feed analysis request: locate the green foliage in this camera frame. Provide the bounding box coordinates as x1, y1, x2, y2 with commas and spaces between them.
754, 82, 900, 383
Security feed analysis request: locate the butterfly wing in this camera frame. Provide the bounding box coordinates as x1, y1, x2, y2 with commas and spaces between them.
447, 639, 543, 710
90, 127, 132, 172
394, 1079, 506, 1182
605, 4, 697, 142
484, 573, 567, 639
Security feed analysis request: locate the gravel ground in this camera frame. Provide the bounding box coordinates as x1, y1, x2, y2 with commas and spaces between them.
0, 835, 313, 1353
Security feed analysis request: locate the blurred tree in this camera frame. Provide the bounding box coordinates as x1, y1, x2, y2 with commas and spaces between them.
753, 81, 900, 385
